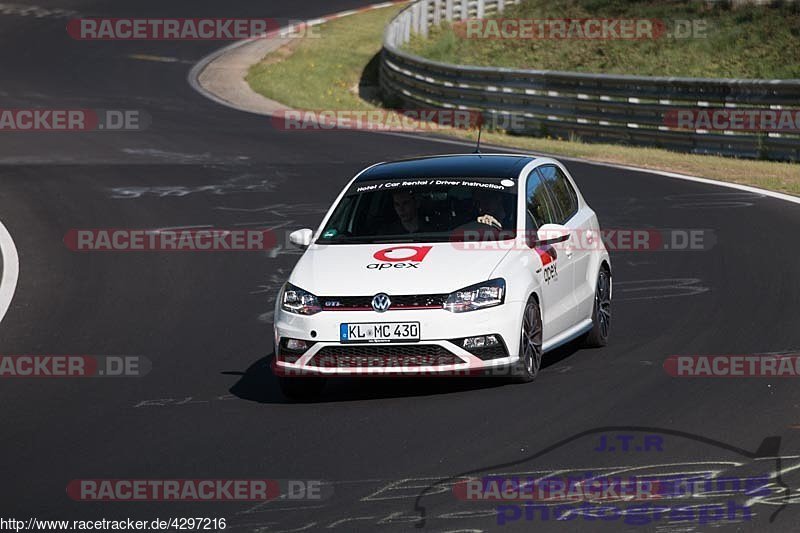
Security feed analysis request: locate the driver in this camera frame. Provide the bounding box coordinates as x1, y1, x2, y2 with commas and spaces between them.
383, 188, 429, 234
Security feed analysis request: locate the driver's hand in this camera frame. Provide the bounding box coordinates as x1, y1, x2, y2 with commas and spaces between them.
477, 214, 502, 229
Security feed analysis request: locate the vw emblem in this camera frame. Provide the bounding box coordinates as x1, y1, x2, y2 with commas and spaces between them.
371, 293, 391, 313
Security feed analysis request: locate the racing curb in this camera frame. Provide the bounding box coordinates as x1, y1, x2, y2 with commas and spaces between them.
188, 1, 410, 115
188, 1, 800, 207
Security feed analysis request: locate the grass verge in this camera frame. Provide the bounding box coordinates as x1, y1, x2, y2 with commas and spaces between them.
405, 0, 800, 78
246, 4, 800, 196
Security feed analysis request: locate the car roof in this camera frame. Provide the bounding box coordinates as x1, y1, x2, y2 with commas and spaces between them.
355, 153, 535, 182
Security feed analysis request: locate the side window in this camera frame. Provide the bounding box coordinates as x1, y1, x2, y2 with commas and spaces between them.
538, 165, 579, 223
525, 170, 558, 233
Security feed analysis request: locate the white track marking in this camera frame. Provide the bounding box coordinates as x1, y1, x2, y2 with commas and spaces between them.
0, 218, 19, 324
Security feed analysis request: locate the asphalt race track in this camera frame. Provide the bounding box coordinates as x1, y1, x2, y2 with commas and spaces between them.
1, 1, 800, 532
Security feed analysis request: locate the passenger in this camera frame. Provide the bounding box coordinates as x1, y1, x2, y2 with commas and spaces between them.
475, 189, 512, 229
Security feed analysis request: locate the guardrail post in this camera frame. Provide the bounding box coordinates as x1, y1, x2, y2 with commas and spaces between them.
459, 0, 468, 21
420, 0, 429, 37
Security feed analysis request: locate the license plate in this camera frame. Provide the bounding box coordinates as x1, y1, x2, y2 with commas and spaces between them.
340, 322, 420, 343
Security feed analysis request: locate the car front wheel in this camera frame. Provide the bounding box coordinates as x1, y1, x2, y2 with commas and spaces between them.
512, 296, 543, 383
584, 267, 611, 347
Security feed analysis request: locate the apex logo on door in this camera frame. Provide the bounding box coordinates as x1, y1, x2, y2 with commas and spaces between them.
367, 246, 432, 270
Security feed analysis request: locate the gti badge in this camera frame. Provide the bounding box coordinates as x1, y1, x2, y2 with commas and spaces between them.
371, 293, 391, 313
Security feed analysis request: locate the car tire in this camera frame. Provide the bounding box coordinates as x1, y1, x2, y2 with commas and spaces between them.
512, 296, 543, 383
583, 267, 611, 347
278, 376, 326, 401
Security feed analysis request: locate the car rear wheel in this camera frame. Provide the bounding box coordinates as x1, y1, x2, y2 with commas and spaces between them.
584, 267, 611, 347
278, 376, 326, 401
512, 296, 543, 383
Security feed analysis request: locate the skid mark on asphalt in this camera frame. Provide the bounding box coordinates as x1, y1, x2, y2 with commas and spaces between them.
665, 191, 765, 209
109, 173, 280, 198
253, 266, 290, 324
0, 3, 78, 18
614, 278, 710, 301
119, 148, 249, 164
251, 267, 290, 296
215, 203, 328, 217
132, 394, 239, 408
128, 54, 194, 64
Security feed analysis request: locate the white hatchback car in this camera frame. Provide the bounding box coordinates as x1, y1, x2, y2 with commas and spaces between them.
273, 154, 611, 398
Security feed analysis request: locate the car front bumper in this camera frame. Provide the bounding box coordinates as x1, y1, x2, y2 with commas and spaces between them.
273, 305, 522, 376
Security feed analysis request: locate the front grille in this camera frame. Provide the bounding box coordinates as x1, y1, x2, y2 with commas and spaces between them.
319, 294, 447, 311
309, 345, 461, 367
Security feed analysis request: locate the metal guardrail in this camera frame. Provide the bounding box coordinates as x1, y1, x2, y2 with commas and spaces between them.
380, 0, 800, 160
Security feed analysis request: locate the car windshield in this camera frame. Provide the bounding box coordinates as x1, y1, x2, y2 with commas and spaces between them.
317, 177, 518, 244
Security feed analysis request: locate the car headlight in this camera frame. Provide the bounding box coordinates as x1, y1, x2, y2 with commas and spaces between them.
281, 283, 321, 315
444, 278, 505, 313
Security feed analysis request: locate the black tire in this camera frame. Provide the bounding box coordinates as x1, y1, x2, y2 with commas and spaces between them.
512, 296, 543, 383
278, 376, 326, 401
584, 267, 612, 347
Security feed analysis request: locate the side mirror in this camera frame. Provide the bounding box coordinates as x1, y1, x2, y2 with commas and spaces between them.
536, 223, 570, 246
289, 228, 314, 248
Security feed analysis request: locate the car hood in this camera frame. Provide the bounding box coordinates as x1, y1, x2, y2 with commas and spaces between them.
289, 242, 512, 295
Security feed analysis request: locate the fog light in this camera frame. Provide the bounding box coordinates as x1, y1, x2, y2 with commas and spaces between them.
286, 339, 308, 351
463, 335, 500, 349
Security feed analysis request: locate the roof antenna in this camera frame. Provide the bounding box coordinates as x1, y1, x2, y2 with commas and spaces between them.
473, 120, 482, 154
